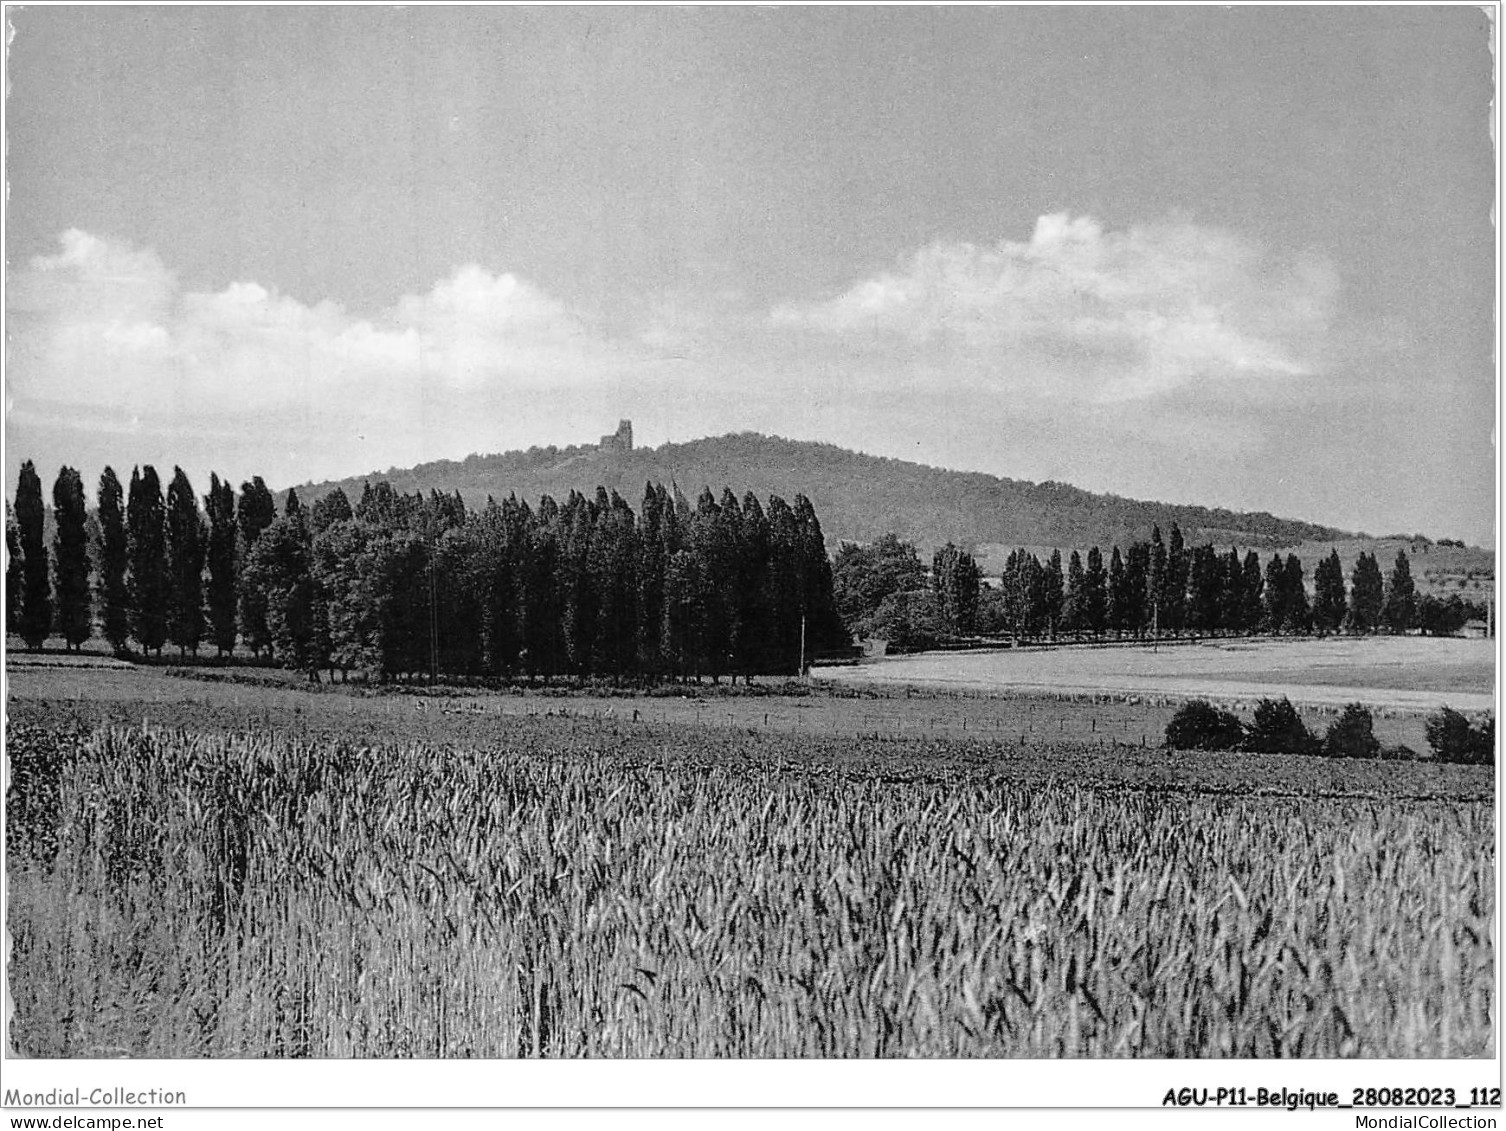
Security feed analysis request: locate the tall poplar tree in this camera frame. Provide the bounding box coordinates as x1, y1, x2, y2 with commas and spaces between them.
1063, 549, 1085, 633
1348, 552, 1385, 633
1106, 546, 1129, 636
1241, 551, 1264, 635
127, 465, 168, 655
96, 467, 131, 654
1147, 526, 1167, 636
166, 467, 207, 656
1164, 523, 1188, 633
1124, 542, 1149, 636
15, 461, 51, 649
1383, 549, 1417, 634
1282, 555, 1310, 633
1312, 550, 1347, 634
237, 477, 277, 658
1044, 549, 1065, 638
1263, 554, 1288, 633
205, 474, 239, 656
51, 466, 92, 650
1220, 547, 1244, 633
1082, 546, 1108, 636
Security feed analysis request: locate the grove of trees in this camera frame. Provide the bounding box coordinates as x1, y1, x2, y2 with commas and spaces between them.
6, 463, 849, 683
832, 522, 1490, 647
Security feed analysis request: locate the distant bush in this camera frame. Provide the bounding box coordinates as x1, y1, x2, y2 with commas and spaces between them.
1425, 707, 1494, 765
1243, 698, 1320, 756
1323, 703, 1380, 759
1378, 744, 1419, 762
1165, 700, 1246, 751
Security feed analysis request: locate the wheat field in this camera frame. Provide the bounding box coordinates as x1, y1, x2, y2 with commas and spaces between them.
5, 722, 1494, 1057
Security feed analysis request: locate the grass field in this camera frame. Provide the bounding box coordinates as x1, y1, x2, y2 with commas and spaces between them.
819, 636, 1496, 720
3, 651, 1496, 1058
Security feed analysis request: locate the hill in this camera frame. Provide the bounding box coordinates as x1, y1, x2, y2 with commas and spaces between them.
284, 429, 1390, 558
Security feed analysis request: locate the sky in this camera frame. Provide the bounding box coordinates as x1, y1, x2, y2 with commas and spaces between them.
3, 6, 1497, 544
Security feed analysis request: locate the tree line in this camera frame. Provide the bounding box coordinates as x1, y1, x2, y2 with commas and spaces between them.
6, 461, 848, 683
835, 523, 1487, 648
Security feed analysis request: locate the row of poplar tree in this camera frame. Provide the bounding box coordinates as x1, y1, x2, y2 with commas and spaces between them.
982, 524, 1432, 638
6, 461, 848, 682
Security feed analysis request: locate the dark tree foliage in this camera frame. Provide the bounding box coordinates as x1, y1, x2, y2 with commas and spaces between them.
317, 478, 841, 684
636, 484, 670, 678
1415, 593, 1470, 637
932, 543, 982, 637
5, 502, 22, 636
1105, 547, 1129, 636
51, 466, 91, 650
1348, 552, 1384, 633
866, 589, 944, 651
1221, 548, 1245, 633
793, 494, 847, 658
1324, 703, 1380, 759
204, 474, 238, 656
1243, 697, 1320, 756
309, 487, 353, 536
1043, 549, 1064, 637
15, 461, 50, 649
237, 477, 278, 657
833, 534, 926, 632
165, 467, 207, 656
1123, 542, 1149, 636
1240, 551, 1264, 635
1424, 707, 1493, 765
999, 549, 1051, 639
1062, 549, 1086, 634
1281, 555, 1310, 634
1081, 546, 1108, 636
1147, 526, 1167, 635
1383, 549, 1417, 634
4, 458, 850, 685
126, 466, 168, 655
96, 468, 131, 654
1312, 550, 1347, 634
243, 511, 323, 678
1262, 553, 1287, 633
1165, 700, 1245, 751
1164, 524, 1188, 633
737, 492, 772, 676
1188, 544, 1222, 633
237, 477, 277, 547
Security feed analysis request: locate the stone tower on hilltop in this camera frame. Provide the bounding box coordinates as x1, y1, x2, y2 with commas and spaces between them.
599, 419, 633, 453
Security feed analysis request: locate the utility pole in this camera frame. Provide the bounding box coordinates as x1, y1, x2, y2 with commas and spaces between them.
799, 612, 807, 679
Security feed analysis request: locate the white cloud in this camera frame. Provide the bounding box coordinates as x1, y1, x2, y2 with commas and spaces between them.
4, 219, 1348, 498
6, 229, 652, 466
769, 213, 1339, 403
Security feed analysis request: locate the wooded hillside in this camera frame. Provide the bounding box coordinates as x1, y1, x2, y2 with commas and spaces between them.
288, 431, 1363, 555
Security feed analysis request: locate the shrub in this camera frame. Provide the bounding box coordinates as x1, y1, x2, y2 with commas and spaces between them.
1244, 697, 1320, 756
1425, 707, 1494, 765
1324, 703, 1380, 759
1165, 700, 1246, 751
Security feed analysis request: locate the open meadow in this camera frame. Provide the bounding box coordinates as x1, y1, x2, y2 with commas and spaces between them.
819, 636, 1496, 721
3, 650, 1496, 1058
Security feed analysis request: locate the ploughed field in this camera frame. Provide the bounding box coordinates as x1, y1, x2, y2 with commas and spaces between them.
3, 661, 1495, 1058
